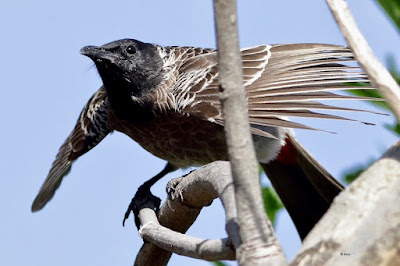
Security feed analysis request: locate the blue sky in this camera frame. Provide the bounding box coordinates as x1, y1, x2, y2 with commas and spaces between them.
1, 1, 399, 265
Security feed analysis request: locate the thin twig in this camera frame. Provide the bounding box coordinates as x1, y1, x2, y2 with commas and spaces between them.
326, 0, 400, 123
138, 209, 235, 261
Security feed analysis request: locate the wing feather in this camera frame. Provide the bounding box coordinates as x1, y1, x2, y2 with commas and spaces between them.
167, 44, 380, 138
32, 87, 111, 211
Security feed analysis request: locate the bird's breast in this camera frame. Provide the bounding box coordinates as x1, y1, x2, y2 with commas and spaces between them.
108, 109, 229, 168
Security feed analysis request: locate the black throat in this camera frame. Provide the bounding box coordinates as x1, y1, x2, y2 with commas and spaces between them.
104, 81, 156, 125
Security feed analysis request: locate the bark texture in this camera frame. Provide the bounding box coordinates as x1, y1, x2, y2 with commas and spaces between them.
213, 0, 286, 265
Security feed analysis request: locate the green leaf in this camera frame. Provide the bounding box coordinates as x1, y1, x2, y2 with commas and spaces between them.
342, 167, 364, 184
341, 159, 375, 184
258, 164, 264, 177
211, 261, 228, 266
384, 122, 400, 135
345, 55, 400, 112
386, 54, 400, 84
262, 186, 284, 226
375, 0, 400, 32
347, 88, 391, 110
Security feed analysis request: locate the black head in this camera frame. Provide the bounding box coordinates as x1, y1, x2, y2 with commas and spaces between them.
80, 39, 165, 98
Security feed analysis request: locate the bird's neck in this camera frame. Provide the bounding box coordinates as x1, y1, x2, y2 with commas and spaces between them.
104, 83, 156, 124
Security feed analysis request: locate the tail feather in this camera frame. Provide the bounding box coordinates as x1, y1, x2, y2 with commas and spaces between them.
261, 134, 343, 240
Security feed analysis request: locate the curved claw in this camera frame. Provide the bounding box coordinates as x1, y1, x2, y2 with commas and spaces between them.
122, 163, 176, 228
122, 200, 135, 227
122, 185, 161, 229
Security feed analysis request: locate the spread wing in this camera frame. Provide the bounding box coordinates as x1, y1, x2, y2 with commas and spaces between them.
32, 87, 111, 211
169, 44, 381, 137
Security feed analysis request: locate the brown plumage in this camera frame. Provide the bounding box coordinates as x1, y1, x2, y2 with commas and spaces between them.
32, 39, 381, 238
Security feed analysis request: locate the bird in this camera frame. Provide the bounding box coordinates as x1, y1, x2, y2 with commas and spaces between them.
32, 38, 380, 240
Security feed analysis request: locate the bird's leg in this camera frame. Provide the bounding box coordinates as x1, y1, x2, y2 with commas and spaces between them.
123, 162, 177, 228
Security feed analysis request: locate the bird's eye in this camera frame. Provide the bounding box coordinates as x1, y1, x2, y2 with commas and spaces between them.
126, 45, 137, 55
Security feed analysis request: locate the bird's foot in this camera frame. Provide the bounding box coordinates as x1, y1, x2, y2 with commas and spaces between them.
166, 177, 183, 200
122, 184, 161, 228
166, 170, 195, 201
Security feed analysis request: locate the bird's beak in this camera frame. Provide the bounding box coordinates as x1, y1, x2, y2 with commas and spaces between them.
80, 46, 116, 63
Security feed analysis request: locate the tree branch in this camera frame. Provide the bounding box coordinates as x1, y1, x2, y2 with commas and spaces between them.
326, 0, 400, 123
213, 1, 286, 265
134, 162, 237, 265
291, 141, 400, 265
138, 208, 235, 261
